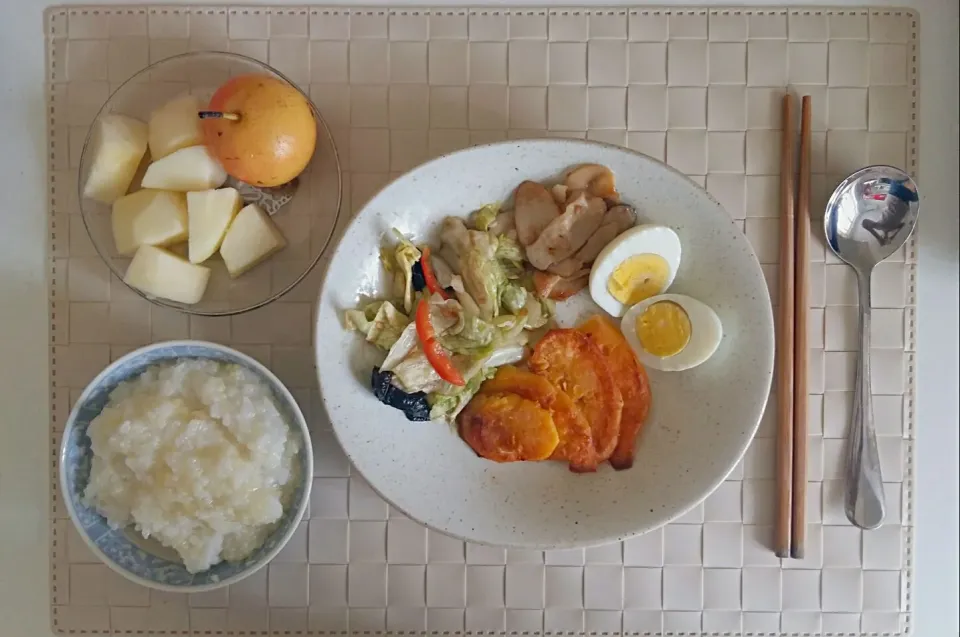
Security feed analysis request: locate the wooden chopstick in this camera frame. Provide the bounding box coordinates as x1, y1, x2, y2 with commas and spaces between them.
791, 96, 812, 559
775, 94, 796, 558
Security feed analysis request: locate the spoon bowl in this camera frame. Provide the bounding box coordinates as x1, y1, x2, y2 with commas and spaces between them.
825, 165, 919, 270
823, 165, 919, 529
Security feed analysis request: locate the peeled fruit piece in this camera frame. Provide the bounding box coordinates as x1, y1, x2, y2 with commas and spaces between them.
111, 189, 188, 256
124, 244, 211, 305
148, 94, 204, 160
202, 74, 317, 187
218, 203, 286, 277
187, 188, 242, 264
141, 145, 228, 191
82, 114, 149, 204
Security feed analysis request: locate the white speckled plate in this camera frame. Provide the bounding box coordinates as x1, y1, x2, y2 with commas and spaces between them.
315, 139, 774, 548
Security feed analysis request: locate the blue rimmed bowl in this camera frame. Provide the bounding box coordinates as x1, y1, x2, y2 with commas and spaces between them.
59, 340, 313, 592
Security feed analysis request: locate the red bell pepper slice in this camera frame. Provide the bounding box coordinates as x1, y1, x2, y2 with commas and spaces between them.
415, 299, 465, 386
419, 247, 449, 300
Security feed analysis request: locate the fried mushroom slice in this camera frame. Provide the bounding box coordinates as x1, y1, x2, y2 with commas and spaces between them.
525, 192, 606, 270
514, 180, 561, 246
547, 204, 637, 277
532, 269, 591, 301
564, 163, 618, 201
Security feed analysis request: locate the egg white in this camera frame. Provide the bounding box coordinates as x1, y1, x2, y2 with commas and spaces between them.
588, 224, 681, 318
620, 293, 723, 372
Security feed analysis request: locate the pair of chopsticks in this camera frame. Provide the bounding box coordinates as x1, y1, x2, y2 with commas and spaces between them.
775, 94, 812, 559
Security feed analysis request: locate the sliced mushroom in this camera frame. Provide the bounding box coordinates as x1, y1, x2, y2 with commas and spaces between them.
572, 204, 636, 263
440, 217, 471, 258
514, 180, 560, 246
550, 271, 591, 300
449, 275, 481, 316
438, 244, 461, 275
565, 163, 618, 200
487, 209, 516, 236
430, 253, 456, 288
533, 269, 591, 301
546, 257, 586, 278
525, 192, 606, 270
545, 204, 636, 277
551, 184, 569, 207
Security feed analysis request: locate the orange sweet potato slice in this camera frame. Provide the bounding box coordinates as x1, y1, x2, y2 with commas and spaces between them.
577, 314, 652, 470
528, 329, 623, 463
458, 392, 559, 463
479, 365, 596, 472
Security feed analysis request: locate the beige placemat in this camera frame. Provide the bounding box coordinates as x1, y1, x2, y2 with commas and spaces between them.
46, 6, 918, 635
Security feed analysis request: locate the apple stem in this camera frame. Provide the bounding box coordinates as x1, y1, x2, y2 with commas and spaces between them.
198, 111, 240, 121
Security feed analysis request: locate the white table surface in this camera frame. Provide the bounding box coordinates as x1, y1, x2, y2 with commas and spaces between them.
1, 1, 955, 635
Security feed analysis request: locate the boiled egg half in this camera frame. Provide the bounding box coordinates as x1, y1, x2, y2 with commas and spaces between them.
621, 293, 722, 372
589, 224, 681, 317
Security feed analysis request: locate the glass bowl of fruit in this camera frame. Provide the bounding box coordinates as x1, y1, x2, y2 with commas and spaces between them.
78, 51, 342, 316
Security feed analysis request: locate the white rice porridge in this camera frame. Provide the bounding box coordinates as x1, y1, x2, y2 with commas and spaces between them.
83, 359, 301, 574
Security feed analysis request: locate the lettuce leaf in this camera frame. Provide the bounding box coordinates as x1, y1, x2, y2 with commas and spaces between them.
439, 315, 496, 354
428, 366, 497, 421
381, 322, 419, 372
500, 283, 528, 315
473, 204, 500, 231
346, 301, 410, 351
391, 229, 422, 313
460, 232, 504, 321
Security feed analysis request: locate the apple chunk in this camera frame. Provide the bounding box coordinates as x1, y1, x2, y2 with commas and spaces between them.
148, 94, 204, 160
112, 189, 188, 256
124, 244, 211, 304
219, 204, 287, 277
141, 145, 228, 191
82, 114, 149, 204
187, 188, 242, 264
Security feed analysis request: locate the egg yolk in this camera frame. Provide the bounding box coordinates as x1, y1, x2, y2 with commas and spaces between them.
607, 254, 670, 306
636, 301, 692, 357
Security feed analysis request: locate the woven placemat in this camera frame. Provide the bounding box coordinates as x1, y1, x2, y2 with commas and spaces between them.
46, 6, 918, 635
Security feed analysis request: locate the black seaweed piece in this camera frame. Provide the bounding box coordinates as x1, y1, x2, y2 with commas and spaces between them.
370, 367, 431, 421
412, 257, 455, 296
411, 260, 426, 292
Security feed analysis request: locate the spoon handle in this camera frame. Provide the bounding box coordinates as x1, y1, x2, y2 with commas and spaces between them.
844, 269, 886, 529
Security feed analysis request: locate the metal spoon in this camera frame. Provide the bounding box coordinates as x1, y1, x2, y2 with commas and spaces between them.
823, 165, 919, 530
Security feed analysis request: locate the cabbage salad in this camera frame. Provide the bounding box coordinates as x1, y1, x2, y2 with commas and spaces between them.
345, 205, 554, 421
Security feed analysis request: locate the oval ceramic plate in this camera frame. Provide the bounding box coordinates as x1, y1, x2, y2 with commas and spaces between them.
316, 139, 774, 548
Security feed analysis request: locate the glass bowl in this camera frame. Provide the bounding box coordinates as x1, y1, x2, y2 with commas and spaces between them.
78, 51, 342, 316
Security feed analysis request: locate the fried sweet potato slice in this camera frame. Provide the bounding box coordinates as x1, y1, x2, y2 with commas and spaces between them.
528, 329, 623, 463
479, 365, 556, 401
479, 365, 595, 472
577, 315, 652, 470
458, 392, 559, 463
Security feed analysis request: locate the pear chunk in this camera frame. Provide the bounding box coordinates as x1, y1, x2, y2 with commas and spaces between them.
111, 189, 188, 256
141, 145, 227, 191
148, 94, 204, 160
219, 204, 287, 277
187, 188, 243, 264
82, 114, 149, 204
124, 244, 211, 305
